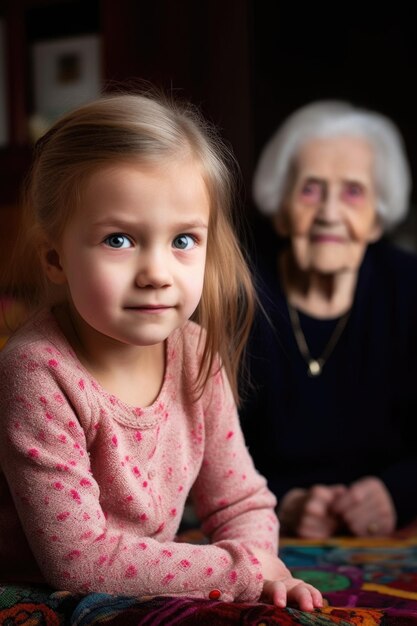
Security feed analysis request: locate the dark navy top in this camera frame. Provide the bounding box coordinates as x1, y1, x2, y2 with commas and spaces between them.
239, 224, 417, 527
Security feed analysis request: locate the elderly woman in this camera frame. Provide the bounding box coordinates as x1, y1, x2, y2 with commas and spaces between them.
240, 101, 417, 539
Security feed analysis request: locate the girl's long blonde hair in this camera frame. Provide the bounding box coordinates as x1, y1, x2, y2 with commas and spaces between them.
7, 88, 255, 403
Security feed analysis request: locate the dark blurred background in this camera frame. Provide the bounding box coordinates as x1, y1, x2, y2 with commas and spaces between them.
1, 0, 416, 279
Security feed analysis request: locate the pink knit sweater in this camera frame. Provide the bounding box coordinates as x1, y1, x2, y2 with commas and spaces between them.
0, 309, 278, 601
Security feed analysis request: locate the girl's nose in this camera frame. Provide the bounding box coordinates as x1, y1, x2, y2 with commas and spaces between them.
135, 250, 173, 288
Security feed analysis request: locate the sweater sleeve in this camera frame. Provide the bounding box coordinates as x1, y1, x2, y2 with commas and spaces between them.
191, 366, 279, 554
0, 347, 264, 602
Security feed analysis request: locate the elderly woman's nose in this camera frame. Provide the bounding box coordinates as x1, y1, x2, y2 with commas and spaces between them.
317, 189, 342, 222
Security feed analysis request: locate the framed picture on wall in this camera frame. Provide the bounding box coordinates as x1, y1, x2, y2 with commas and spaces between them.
31, 34, 102, 138
0, 19, 8, 147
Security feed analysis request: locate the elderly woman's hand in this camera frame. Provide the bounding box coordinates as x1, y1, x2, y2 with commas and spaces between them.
279, 485, 347, 539
331, 476, 397, 536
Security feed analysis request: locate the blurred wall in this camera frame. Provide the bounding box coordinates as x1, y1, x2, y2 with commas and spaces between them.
1, 0, 416, 250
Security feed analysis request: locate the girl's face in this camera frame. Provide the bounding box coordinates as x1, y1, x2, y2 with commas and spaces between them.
275, 135, 382, 275
48, 159, 210, 348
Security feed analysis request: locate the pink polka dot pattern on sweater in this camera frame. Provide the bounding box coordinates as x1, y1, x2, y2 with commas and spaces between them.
0, 310, 278, 601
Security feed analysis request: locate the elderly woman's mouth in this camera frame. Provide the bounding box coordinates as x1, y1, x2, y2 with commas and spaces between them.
310, 234, 346, 243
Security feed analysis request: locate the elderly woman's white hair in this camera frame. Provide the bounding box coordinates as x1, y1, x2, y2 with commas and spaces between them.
253, 100, 412, 231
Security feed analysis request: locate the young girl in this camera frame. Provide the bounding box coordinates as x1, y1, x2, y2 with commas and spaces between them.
0, 91, 322, 610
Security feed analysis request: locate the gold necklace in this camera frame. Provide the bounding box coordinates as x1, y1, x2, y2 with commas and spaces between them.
287, 303, 350, 377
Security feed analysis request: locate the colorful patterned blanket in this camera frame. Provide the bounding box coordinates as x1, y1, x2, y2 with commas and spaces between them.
2, 533, 417, 625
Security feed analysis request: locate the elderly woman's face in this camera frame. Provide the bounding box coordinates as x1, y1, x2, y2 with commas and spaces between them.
276, 135, 382, 275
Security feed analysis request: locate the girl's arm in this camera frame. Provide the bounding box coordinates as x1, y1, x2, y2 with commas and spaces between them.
191, 366, 322, 610
192, 366, 279, 553
0, 349, 263, 602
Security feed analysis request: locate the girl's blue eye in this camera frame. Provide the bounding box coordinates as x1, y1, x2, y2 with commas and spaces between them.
172, 234, 195, 250
104, 234, 132, 249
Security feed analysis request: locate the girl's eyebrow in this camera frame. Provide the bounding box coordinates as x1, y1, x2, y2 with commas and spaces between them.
174, 219, 208, 230
91, 218, 209, 230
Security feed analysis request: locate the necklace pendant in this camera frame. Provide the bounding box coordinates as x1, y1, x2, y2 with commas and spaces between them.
308, 359, 322, 377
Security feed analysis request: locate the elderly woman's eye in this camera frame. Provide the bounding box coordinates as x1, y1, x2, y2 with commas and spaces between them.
344, 183, 365, 200
300, 181, 322, 202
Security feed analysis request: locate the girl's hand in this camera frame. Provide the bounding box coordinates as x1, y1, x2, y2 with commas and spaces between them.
261, 576, 323, 611
331, 476, 396, 537
249, 549, 323, 610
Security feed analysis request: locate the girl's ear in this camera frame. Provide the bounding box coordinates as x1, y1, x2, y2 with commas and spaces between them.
41, 245, 67, 285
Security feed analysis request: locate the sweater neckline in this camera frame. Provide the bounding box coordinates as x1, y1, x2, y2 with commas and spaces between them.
34, 307, 176, 425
